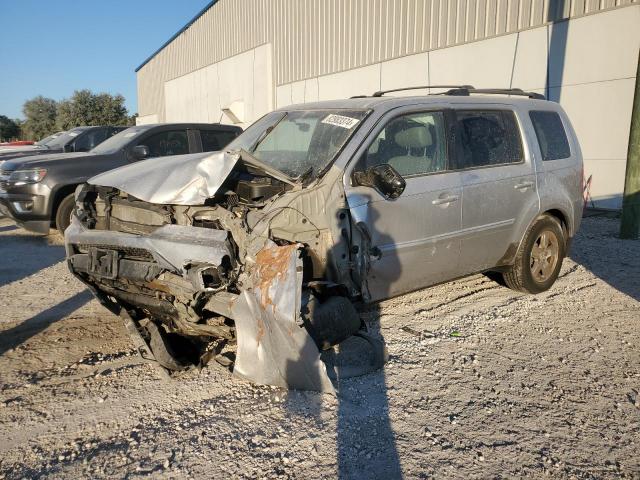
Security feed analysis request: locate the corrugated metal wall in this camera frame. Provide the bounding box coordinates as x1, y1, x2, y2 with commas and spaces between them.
137, 0, 638, 119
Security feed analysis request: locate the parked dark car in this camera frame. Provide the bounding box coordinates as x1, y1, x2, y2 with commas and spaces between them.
0, 126, 127, 162
0, 123, 242, 234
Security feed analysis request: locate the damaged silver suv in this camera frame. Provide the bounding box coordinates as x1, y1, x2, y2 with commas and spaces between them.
65, 86, 583, 392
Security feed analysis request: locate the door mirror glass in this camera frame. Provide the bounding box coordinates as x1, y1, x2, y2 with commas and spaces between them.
353, 164, 406, 200
132, 145, 150, 160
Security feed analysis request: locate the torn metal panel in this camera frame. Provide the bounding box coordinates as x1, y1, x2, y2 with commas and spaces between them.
89, 151, 239, 205
231, 243, 335, 393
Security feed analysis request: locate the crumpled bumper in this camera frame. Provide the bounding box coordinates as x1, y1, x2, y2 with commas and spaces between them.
65, 216, 233, 275
65, 217, 336, 393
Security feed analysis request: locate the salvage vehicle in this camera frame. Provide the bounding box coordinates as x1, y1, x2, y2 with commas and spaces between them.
65, 86, 583, 392
0, 123, 241, 234
0, 126, 125, 162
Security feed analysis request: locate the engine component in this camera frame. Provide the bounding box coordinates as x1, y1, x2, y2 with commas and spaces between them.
236, 177, 285, 204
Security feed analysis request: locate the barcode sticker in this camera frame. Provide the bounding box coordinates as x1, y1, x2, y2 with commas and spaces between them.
321, 114, 360, 129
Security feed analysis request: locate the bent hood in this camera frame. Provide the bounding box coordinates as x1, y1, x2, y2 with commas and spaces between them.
89, 150, 240, 206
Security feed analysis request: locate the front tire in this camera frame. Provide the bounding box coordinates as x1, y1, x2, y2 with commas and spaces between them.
55, 193, 76, 235
502, 214, 566, 294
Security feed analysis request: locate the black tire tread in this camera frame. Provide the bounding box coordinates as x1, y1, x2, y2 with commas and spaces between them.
502, 214, 565, 294
55, 193, 76, 235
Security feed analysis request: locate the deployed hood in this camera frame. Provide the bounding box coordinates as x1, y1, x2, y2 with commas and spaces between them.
89, 151, 240, 205
1, 152, 92, 170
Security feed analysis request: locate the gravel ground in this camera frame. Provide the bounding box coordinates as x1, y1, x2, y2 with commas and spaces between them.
0, 215, 638, 479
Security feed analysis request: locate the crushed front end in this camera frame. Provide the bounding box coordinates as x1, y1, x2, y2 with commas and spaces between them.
64, 151, 374, 392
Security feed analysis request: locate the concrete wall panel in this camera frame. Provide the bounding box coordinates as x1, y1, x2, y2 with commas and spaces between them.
164, 45, 273, 128
276, 84, 292, 108
429, 34, 518, 87
291, 80, 306, 105
379, 52, 430, 95
548, 6, 640, 88
552, 78, 635, 160
317, 64, 381, 101
511, 26, 549, 90
304, 78, 319, 102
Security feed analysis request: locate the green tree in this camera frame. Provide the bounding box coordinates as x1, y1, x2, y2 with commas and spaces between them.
22, 96, 58, 140
0, 115, 21, 141
56, 89, 131, 130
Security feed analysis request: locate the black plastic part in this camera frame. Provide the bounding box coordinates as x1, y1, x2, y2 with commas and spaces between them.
365, 85, 545, 100
444, 87, 546, 100
372, 85, 475, 97
302, 295, 362, 351
236, 177, 285, 204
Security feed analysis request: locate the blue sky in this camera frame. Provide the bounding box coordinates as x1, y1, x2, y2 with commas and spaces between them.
0, 0, 210, 119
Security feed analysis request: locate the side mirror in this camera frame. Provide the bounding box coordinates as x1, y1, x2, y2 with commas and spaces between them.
63, 143, 75, 153
353, 164, 406, 200
132, 145, 150, 160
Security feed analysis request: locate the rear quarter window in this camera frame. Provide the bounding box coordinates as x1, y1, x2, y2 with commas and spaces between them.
529, 111, 571, 161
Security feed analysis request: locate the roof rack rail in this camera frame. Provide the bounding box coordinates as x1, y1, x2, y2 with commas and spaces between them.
371, 85, 475, 97
443, 87, 545, 100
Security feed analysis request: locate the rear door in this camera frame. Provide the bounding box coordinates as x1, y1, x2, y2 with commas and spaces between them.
454, 107, 540, 273
345, 105, 464, 301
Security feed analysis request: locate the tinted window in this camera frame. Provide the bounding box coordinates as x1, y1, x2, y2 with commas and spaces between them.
139, 130, 189, 157
529, 111, 571, 160
91, 127, 148, 155
74, 128, 109, 152
456, 110, 523, 168
44, 128, 87, 149
361, 111, 448, 177
201, 129, 238, 152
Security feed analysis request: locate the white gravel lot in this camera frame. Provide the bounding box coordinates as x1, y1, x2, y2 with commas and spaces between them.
0, 214, 638, 479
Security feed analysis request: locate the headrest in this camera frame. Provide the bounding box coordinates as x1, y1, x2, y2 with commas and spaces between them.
394, 126, 432, 149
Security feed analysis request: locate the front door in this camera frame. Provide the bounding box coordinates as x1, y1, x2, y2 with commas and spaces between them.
345, 107, 463, 302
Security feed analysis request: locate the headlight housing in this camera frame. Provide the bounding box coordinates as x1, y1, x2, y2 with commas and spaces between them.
8, 168, 47, 186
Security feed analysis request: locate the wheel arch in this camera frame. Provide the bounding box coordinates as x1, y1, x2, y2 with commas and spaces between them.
50, 184, 79, 227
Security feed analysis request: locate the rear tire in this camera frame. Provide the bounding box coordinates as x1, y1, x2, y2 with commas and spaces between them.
55, 193, 76, 235
502, 214, 566, 294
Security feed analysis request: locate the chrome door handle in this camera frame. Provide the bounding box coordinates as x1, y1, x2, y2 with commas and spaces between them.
514, 181, 534, 190
432, 194, 459, 205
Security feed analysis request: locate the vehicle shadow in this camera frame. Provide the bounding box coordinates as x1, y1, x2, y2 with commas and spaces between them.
0, 231, 65, 288
569, 214, 640, 302
283, 198, 404, 478
0, 290, 93, 357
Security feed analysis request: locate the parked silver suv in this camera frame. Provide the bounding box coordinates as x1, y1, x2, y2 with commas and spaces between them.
65, 86, 583, 392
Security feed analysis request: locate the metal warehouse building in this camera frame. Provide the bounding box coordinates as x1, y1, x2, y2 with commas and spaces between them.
135, 0, 640, 209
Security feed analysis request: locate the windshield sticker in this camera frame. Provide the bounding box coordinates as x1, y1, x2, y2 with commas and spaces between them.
321, 114, 360, 129
68, 132, 79, 137
124, 132, 139, 138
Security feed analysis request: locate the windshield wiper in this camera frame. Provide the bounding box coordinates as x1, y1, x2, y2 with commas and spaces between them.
250, 126, 274, 153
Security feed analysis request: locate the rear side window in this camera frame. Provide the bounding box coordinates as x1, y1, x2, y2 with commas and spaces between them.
201, 129, 238, 152
139, 130, 189, 157
529, 111, 571, 160
455, 110, 523, 169
74, 128, 109, 152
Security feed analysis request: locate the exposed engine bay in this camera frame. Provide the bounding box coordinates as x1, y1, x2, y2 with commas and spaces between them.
65, 150, 384, 392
